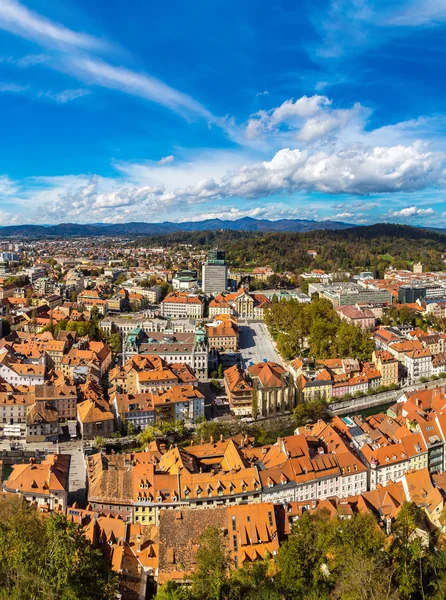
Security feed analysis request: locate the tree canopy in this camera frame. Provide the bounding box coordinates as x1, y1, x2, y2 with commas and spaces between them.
0, 496, 117, 599
265, 297, 374, 361
137, 223, 446, 276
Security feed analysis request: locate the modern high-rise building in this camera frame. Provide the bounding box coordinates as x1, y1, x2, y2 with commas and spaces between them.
202, 249, 228, 295
398, 285, 426, 304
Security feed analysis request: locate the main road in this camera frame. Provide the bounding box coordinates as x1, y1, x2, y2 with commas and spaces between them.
238, 321, 284, 369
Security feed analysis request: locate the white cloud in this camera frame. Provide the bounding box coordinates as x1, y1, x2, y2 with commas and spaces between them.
35, 176, 170, 222
218, 143, 444, 198
159, 155, 174, 165
26, 141, 444, 224
332, 212, 354, 219
387, 206, 435, 217
0, 0, 105, 51
183, 204, 319, 222
244, 95, 369, 144
38, 88, 91, 103
114, 148, 252, 189
0, 82, 30, 93
15, 53, 48, 67
0, 174, 19, 196
0, 53, 49, 67
385, 0, 446, 26
309, 0, 446, 61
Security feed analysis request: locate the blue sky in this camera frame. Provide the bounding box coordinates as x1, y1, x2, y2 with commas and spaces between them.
0, 0, 445, 225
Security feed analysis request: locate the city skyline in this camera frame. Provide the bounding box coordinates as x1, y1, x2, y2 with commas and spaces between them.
0, 0, 445, 225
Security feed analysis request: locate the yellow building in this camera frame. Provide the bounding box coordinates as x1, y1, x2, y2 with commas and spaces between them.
372, 350, 399, 387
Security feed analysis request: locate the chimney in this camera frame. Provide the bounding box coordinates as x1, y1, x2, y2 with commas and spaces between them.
136, 534, 142, 553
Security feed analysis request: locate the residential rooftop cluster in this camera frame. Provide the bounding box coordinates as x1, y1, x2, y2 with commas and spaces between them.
3, 242, 446, 595
3, 384, 446, 594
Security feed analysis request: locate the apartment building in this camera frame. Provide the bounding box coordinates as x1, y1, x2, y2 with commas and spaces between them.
206, 319, 239, 352
160, 292, 204, 319
404, 348, 432, 382
372, 350, 399, 387
224, 365, 253, 415
3, 454, 69, 511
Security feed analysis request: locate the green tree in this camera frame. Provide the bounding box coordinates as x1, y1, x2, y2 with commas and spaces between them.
155, 580, 192, 600
276, 509, 335, 597
42, 514, 118, 599
138, 425, 156, 447
89, 306, 101, 322
228, 559, 280, 600
94, 436, 106, 448
0, 496, 117, 600
293, 398, 329, 427
108, 333, 122, 354
190, 527, 229, 600
194, 420, 229, 443
390, 502, 432, 599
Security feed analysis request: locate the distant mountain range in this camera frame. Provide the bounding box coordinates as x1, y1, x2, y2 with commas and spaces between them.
0, 217, 353, 237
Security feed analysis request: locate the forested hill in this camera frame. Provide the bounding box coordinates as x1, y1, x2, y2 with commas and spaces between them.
140, 223, 446, 275
0, 216, 351, 237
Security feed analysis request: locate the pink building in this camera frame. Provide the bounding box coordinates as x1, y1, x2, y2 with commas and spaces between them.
335, 305, 376, 330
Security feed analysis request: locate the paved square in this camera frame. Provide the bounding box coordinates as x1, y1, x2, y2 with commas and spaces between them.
239, 322, 283, 369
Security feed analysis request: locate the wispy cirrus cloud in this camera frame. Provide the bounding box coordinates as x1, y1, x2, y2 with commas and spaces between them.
65, 56, 214, 121
385, 0, 446, 27
38, 88, 91, 104
0, 81, 89, 103
308, 0, 446, 61
158, 155, 174, 165
0, 0, 218, 123
0, 81, 30, 93
0, 53, 49, 67
0, 0, 106, 51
